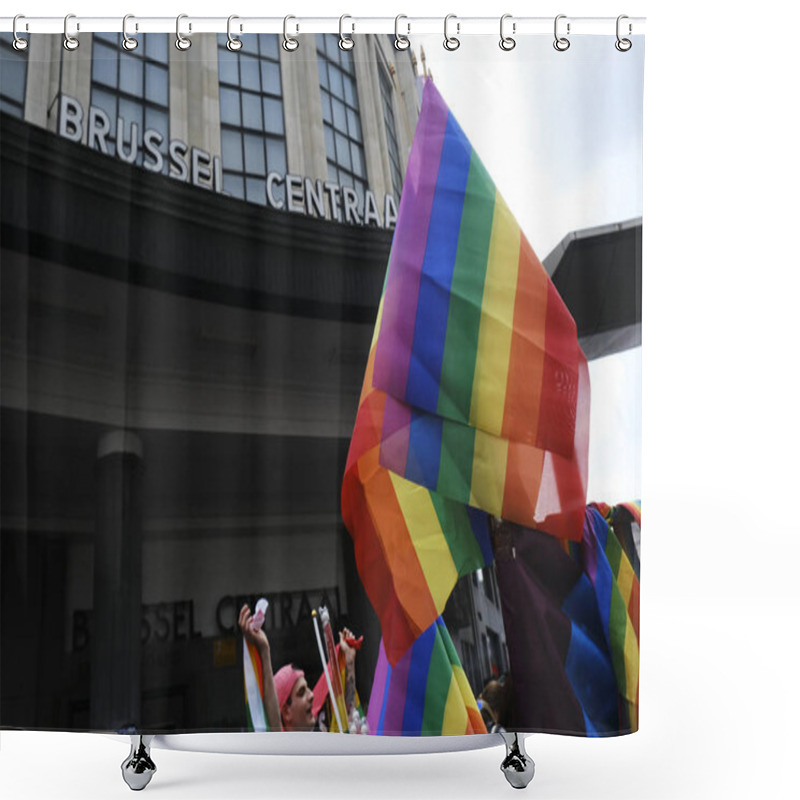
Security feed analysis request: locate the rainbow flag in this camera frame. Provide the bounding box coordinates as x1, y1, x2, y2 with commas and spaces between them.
341, 79, 589, 665
311, 644, 366, 733
494, 503, 640, 735
243, 640, 269, 732
572, 503, 640, 731
366, 618, 487, 736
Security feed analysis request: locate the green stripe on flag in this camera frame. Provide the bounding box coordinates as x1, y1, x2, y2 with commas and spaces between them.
430, 491, 486, 575
437, 154, 496, 424
605, 529, 622, 576
436, 417, 475, 504
608, 588, 629, 698
437, 619, 462, 667
421, 628, 454, 734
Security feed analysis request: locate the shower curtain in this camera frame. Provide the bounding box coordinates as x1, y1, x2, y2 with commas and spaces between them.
1, 26, 643, 739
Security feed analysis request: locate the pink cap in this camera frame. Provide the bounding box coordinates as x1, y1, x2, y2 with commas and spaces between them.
273, 664, 304, 709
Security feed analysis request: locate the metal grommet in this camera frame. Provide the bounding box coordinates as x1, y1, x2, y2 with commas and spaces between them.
122, 14, 138, 51
443, 14, 460, 51
282, 15, 299, 52
615, 14, 632, 51
12, 15, 29, 51
499, 14, 515, 51
394, 14, 410, 51
227, 15, 242, 51
63, 13, 79, 51
553, 14, 570, 51
175, 13, 192, 51
339, 14, 354, 50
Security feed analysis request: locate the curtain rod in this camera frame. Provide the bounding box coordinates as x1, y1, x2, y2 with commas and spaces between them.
1, 16, 646, 36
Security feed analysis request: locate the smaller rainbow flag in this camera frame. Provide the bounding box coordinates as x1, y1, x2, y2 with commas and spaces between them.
574, 504, 640, 731
311, 644, 366, 733
366, 618, 487, 736
495, 502, 640, 735
243, 640, 269, 732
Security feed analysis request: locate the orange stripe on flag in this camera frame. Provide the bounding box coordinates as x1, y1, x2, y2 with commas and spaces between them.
502, 236, 548, 445
345, 463, 418, 663
501, 440, 545, 525
360, 447, 439, 638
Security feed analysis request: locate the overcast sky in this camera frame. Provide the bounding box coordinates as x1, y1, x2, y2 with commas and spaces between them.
415, 34, 644, 504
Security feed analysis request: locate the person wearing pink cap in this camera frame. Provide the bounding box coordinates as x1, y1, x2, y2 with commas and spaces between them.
238, 604, 358, 732
273, 664, 315, 731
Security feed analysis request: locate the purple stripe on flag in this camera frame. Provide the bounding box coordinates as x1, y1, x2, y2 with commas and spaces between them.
381, 641, 413, 734
582, 507, 602, 585
367, 640, 391, 734
379, 395, 412, 477
373, 80, 450, 401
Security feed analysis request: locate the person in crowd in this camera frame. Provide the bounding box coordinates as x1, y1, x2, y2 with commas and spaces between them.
478, 675, 512, 733
238, 603, 358, 732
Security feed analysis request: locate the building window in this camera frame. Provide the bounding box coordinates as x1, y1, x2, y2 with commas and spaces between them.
487, 628, 503, 677
463, 640, 479, 693
90, 33, 170, 172
316, 34, 367, 214
483, 564, 495, 603
218, 34, 286, 206
378, 63, 404, 201
0, 33, 28, 118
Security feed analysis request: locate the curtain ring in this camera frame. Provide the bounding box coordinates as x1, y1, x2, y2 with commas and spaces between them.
63, 13, 79, 51
12, 15, 29, 52
394, 15, 410, 51
615, 15, 632, 51
339, 15, 354, 50
122, 14, 138, 51
443, 14, 460, 51
553, 14, 570, 51
175, 13, 192, 51
227, 15, 243, 51
499, 14, 515, 51
283, 15, 299, 52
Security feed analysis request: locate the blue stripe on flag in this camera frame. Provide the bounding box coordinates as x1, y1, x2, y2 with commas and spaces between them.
402, 624, 438, 735
563, 580, 619, 734
377, 659, 393, 735
405, 410, 443, 488
467, 506, 494, 565
405, 114, 471, 414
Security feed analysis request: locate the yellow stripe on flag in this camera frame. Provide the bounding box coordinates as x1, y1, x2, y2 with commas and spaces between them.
469, 195, 521, 437
623, 618, 639, 705
441, 676, 469, 735
453, 664, 479, 716
390, 473, 458, 612
616, 553, 635, 608
469, 428, 508, 516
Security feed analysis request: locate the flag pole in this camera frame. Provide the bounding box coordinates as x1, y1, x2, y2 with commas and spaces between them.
311, 609, 345, 733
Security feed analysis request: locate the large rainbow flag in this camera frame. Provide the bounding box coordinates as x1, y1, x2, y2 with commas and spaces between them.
341, 79, 590, 666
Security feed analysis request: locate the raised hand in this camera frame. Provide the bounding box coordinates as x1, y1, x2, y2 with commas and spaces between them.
239, 604, 270, 654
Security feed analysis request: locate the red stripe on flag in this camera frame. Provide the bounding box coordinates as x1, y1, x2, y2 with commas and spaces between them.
343, 466, 420, 663
536, 281, 580, 458
628, 576, 640, 640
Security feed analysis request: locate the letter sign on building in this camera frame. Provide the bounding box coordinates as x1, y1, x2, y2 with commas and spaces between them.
58, 94, 397, 229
